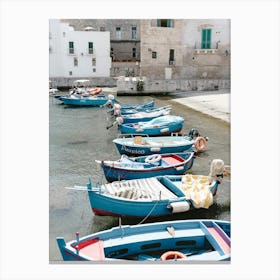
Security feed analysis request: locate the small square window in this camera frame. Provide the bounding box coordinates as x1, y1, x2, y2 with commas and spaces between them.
88, 42, 94, 54
69, 71, 72, 76
93, 68, 96, 72
152, 52, 157, 59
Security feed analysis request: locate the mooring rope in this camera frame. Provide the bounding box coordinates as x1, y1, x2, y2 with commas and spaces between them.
136, 193, 161, 225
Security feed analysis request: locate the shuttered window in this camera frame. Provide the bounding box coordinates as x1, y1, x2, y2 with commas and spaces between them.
88, 42, 93, 54
201, 29, 211, 49
157, 19, 173, 28
132, 26, 137, 39
69, 41, 74, 54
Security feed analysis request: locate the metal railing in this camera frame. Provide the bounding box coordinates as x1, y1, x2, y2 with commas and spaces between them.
194, 41, 219, 50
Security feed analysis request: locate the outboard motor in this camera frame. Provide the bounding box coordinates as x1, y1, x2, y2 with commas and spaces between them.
189, 128, 200, 139
209, 159, 225, 184
106, 116, 124, 130
108, 94, 115, 100
113, 103, 121, 116
115, 116, 123, 125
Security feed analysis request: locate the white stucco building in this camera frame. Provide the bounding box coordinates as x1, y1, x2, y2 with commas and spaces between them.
49, 19, 111, 79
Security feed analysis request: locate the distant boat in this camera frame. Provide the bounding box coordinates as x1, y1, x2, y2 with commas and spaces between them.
53, 79, 105, 104
112, 129, 207, 156
60, 94, 110, 107
118, 115, 184, 136
68, 159, 225, 218
96, 152, 195, 182
56, 219, 230, 261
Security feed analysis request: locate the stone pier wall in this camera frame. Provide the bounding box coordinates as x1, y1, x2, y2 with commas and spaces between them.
117, 77, 230, 95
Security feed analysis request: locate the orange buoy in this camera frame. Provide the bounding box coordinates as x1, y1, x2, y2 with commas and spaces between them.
195, 136, 207, 151
160, 251, 186, 260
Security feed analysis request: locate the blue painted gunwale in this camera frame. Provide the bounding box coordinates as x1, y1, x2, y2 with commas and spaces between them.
97, 152, 195, 182
118, 115, 184, 136
60, 95, 109, 106
56, 219, 230, 261
85, 175, 221, 218
113, 135, 195, 156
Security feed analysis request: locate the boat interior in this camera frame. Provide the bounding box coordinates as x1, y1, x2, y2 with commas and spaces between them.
134, 136, 190, 147
69, 221, 230, 261
103, 177, 179, 200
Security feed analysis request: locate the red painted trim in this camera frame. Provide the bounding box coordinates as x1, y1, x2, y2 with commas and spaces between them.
71, 238, 100, 250
103, 159, 193, 174
207, 227, 231, 255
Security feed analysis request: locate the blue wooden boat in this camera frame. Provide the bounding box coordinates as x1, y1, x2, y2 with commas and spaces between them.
117, 105, 171, 116
56, 219, 230, 261
118, 100, 155, 110
60, 94, 110, 107
96, 152, 195, 182
118, 115, 184, 136
117, 106, 171, 124
112, 129, 207, 156
69, 159, 224, 218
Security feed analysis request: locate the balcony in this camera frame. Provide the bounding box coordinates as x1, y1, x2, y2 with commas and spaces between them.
194, 41, 219, 54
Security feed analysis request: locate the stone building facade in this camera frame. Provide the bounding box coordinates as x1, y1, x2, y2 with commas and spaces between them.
140, 19, 230, 80
52, 19, 230, 92
60, 19, 141, 77
49, 19, 111, 88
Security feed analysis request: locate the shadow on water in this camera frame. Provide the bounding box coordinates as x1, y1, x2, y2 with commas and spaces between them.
121, 203, 231, 226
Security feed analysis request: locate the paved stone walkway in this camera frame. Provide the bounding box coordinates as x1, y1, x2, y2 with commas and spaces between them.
172, 89, 230, 123
103, 87, 230, 123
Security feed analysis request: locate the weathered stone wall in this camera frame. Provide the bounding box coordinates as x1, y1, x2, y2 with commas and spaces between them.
50, 77, 117, 89
110, 62, 140, 77
117, 77, 230, 95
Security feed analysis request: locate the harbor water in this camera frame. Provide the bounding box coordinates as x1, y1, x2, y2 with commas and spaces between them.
49, 93, 230, 262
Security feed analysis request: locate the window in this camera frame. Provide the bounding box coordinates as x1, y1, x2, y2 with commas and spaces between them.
116, 27, 121, 40
201, 29, 211, 49
132, 48, 136, 58
169, 49, 175, 65
152, 51, 157, 59
157, 19, 173, 28
92, 58, 96, 66
69, 71, 72, 76
93, 68, 96, 72
69, 41, 74, 54
74, 57, 78, 66
132, 26, 137, 39
88, 42, 93, 54
110, 48, 114, 57
100, 27, 105, 31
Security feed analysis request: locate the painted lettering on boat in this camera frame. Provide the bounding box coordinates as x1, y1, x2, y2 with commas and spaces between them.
121, 146, 145, 154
